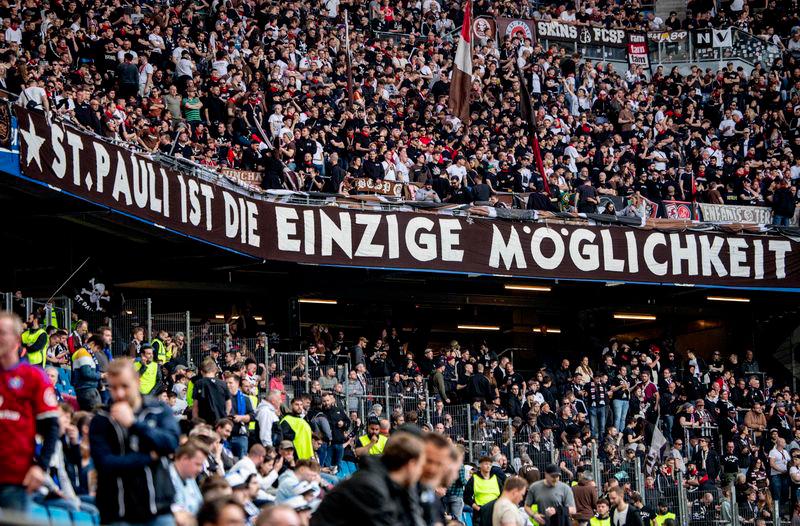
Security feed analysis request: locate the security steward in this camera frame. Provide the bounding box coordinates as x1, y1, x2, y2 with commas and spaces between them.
21, 313, 48, 367
279, 396, 313, 460
134, 344, 161, 396
355, 417, 388, 457
464, 456, 506, 526
151, 330, 171, 364
590, 499, 612, 526
653, 503, 676, 526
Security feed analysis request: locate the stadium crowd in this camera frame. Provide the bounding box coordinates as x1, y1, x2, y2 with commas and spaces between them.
5, 0, 800, 524
4, 0, 800, 222
4, 301, 800, 526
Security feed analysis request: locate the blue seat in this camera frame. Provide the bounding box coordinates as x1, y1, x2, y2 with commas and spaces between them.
46, 506, 72, 526
71, 510, 94, 526
29, 503, 50, 524
463, 508, 473, 526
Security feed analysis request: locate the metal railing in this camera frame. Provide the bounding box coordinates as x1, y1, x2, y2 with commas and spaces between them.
648, 27, 782, 70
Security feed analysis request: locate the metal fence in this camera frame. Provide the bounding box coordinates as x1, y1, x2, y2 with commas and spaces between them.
110, 298, 151, 356
32, 296, 72, 330
1, 291, 11, 312
151, 311, 190, 363
190, 322, 231, 366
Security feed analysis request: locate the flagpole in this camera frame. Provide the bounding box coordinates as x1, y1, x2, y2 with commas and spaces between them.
531, 128, 550, 196
345, 11, 354, 111
515, 63, 550, 196
46, 256, 91, 304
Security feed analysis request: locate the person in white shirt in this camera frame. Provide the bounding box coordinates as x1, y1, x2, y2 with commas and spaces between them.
324, 0, 339, 18
719, 111, 737, 138
559, 8, 576, 22
446, 157, 468, 183
138, 55, 154, 97
381, 151, 397, 181
227, 443, 280, 502
393, 149, 411, 183
564, 139, 581, 174
18, 78, 49, 111
4, 20, 22, 44
652, 149, 668, 172
769, 438, 789, 483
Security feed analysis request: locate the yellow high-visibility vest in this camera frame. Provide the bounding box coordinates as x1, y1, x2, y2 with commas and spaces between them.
247, 394, 258, 431
590, 517, 611, 526
654, 512, 676, 526
152, 338, 171, 363
134, 360, 158, 394
473, 473, 500, 506
22, 328, 47, 367
281, 414, 313, 460
358, 434, 388, 455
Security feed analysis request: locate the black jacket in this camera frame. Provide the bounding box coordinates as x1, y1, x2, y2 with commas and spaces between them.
89, 398, 181, 524
611, 505, 644, 526
323, 405, 352, 444
310, 456, 422, 526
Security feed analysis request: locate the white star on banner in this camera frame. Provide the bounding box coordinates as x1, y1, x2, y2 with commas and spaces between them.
19, 115, 45, 172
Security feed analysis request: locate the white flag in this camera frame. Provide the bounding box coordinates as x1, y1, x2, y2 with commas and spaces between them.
645, 424, 668, 475
712, 28, 732, 48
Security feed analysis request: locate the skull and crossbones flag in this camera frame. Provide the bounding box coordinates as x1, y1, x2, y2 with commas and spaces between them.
69, 259, 121, 317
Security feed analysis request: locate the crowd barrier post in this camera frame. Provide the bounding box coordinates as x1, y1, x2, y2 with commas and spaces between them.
773, 499, 780, 526
634, 457, 644, 495
508, 419, 515, 464
344, 370, 350, 417
2, 292, 11, 312
591, 444, 602, 497
25, 297, 33, 318
304, 346, 310, 394
264, 346, 270, 385
184, 311, 192, 367
466, 405, 473, 463
424, 385, 432, 424
146, 298, 152, 340
65, 298, 72, 331
677, 471, 688, 526
384, 378, 390, 416
44, 303, 53, 328
731, 483, 739, 526
224, 322, 231, 353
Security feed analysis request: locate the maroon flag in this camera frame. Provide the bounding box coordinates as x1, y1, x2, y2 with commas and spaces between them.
448, 0, 472, 123
516, 63, 550, 195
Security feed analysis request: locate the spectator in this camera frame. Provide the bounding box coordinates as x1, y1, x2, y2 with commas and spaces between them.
171, 440, 208, 515
524, 463, 576, 524
193, 357, 232, 424
491, 476, 528, 526
310, 431, 426, 526
0, 312, 59, 512
89, 358, 181, 525
71, 335, 104, 411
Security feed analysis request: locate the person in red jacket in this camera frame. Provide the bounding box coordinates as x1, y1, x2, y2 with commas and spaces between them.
0, 311, 60, 512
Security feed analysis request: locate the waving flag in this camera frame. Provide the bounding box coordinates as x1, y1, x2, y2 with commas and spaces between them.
515, 63, 550, 194
448, 0, 472, 123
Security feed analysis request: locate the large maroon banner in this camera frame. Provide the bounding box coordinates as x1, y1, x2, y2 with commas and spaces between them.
16, 107, 800, 289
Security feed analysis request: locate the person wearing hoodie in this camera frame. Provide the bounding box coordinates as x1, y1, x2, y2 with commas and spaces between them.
256, 390, 283, 447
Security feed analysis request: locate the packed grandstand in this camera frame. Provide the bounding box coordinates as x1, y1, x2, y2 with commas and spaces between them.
4, 0, 800, 525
